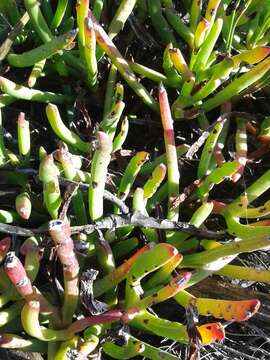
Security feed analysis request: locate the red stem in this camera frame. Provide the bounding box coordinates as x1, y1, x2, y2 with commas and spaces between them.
68, 309, 123, 333
49, 220, 79, 325
4, 252, 33, 297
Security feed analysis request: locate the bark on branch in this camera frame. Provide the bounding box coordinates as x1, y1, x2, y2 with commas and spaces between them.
0, 212, 228, 239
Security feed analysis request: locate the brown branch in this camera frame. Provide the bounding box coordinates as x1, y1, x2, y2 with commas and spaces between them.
0, 212, 228, 239
186, 112, 259, 160
0, 12, 30, 61
58, 177, 130, 214
0, 223, 39, 237
0, 168, 129, 214
59, 183, 79, 220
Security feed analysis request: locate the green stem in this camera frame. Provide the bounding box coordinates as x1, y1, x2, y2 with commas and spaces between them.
164, 6, 194, 47
147, 0, 176, 45
141, 144, 189, 176
92, 0, 104, 21
182, 235, 270, 268
108, 0, 137, 40
202, 57, 270, 112
159, 84, 179, 224
112, 117, 129, 152
84, 17, 98, 87
28, 59, 46, 87
2, 0, 21, 25
192, 18, 223, 73
23, 0, 53, 43
91, 12, 158, 112
7, 29, 77, 68
89, 132, 112, 221
197, 115, 227, 178
50, 0, 69, 29
116, 151, 149, 208
217, 264, 270, 283
46, 104, 91, 153
0, 77, 73, 104
93, 245, 151, 297
39, 154, 62, 219
17, 112, 30, 165
224, 167, 270, 216
190, 0, 202, 33
103, 64, 118, 122
103, 333, 181, 359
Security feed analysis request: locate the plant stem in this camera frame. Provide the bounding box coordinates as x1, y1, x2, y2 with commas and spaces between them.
0, 77, 73, 104
90, 12, 158, 112
49, 220, 79, 326
182, 235, 270, 269
159, 84, 179, 229
89, 132, 112, 221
